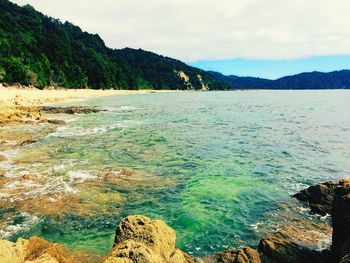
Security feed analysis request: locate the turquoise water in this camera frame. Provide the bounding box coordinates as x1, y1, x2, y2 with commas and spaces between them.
1, 90, 350, 256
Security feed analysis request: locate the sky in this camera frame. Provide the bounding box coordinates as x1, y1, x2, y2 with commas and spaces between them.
12, 0, 350, 78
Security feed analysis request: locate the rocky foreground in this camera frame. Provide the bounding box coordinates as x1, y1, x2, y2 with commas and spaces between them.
0, 179, 349, 263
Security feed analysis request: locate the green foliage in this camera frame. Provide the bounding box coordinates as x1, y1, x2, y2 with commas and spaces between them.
0, 67, 5, 81
209, 70, 350, 90
0, 0, 226, 90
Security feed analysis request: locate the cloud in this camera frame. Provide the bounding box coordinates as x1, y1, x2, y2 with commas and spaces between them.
11, 0, 350, 61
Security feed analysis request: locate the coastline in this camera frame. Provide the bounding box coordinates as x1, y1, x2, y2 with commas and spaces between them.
0, 85, 178, 106
0, 85, 178, 125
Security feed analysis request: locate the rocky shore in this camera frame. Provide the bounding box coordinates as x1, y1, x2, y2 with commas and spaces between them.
1, 86, 349, 263
1, 179, 349, 263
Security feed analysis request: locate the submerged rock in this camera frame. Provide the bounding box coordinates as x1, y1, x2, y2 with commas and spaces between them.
293, 179, 350, 215
104, 215, 196, 263
40, 106, 103, 115
0, 154, 8, 162
47, 119, 66, 125
20, 138, 38, 146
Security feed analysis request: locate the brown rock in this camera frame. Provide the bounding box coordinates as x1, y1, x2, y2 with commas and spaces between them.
40, 106, 102, 115
331, 181, 350, 261
0, 154, 7, 162
102, 170, 132, 184
0, 237, 77, 263
0, 169, 6, 176
20, 139, 37, 146
212, 247, 261, 263
47, 119, 66, 125
104, 215, 196, 263
258, 227, 330, 263
293, 179, 350, 215
20, 174, 37, 180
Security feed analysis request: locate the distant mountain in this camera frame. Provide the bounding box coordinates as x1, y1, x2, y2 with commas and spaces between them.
273, 70, 350, 89
0, 0, 225, 90
209, 70, 350, 90
208, 71, 273, 89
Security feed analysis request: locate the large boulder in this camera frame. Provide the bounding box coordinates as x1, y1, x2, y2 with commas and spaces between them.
293, 179, 350, 215
0, 237, 74, 263
103, 215, 195, 263
331, 181, 350, 262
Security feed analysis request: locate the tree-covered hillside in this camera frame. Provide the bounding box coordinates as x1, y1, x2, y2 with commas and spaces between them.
0, 0, 225, 90
209, 70, 350, 90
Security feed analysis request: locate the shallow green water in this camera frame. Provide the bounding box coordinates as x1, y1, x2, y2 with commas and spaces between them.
1, 90, 350, 256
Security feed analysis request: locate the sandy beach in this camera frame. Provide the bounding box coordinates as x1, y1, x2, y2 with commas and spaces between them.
0, 85, 174, 105
0, 85, 176, 125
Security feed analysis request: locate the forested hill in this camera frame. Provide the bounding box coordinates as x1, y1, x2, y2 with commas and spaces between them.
209, 70, 350, 90
0, 0, 226, 90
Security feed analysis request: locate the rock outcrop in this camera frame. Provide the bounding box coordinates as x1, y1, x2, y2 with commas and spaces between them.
210, 247, 261, 263
2, 179, 350, 263
0, 237, 74, 263
293, 179, 350, 215
331, 181, 350, 262
103, 215, 196, 263
294, 178, 350, 263
0, 105, 102, 125
258, 227, 330, 263
40, 106, 103, 115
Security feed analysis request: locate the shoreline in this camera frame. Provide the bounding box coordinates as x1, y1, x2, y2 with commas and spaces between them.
0, 85, 178, 125
0, 85, 179, 106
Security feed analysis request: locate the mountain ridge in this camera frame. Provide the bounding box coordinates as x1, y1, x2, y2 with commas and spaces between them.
209, 69, 350, 89
0, 0, 226, 90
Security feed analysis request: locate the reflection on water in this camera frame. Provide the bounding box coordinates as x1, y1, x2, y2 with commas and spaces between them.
0, 90, 350, 256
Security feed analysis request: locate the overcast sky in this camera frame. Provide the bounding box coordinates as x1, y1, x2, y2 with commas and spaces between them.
11, 0, 350, 77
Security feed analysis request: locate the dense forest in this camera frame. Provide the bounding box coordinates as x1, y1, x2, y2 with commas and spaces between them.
0, 0, 226, 90
210, 70, 350, 89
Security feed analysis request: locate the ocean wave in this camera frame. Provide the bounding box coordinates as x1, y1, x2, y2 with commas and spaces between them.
0, 176, 77, 203
66, 170, 98, 183
249, 221, 264, 232
48, 126, 108, 137
0, 212, 41, 239
47, 122, 132, 137
106, 105, 142, 112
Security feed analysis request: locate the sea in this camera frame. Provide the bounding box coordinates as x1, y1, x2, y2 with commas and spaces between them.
1, 90, 350, 256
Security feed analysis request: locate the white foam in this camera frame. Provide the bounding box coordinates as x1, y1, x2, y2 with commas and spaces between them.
4, 180, 38, 190
66, 170, 97, 183
249, 221, 263, 232
107, 105, 141, 112
0, 175, 78, 203
48, 126, 108, 137
0, 212, 41, 239
313, 231, 332, 251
